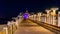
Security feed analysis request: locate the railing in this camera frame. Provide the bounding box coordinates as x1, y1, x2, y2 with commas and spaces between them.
0, 24, 17, 34
0, 17, 23, 34
8, 24, 17, 34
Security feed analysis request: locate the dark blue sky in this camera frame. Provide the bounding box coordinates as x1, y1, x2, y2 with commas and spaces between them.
0, 0, 60, 19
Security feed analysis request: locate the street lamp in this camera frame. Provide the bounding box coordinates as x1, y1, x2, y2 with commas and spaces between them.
3, 27, 8, 34
45, 9, 51, 17
34, 14, 36, 21
51, 7, 58, 16
58, 11, 60, 27
51, 7, 59, 25
37, 12, 42, 21
31, 13, 34, 20
45, 9, 51, 24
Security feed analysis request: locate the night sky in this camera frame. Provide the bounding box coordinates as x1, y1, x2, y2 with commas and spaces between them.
0, 0, 60, 24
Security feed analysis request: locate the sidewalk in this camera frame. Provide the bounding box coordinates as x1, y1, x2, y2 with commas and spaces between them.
14, 19, 55, 34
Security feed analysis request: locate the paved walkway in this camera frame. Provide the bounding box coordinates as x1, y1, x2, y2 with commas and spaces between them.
14, 20, 55, 34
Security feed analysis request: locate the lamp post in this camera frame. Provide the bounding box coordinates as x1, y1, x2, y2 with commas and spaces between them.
31, 13, 34, 20
37, 12, 42, 21
7, 21, 13, 34
33, 14, 34, 20
3, 27, 8, 34
37, 12, 40, 21
58, 11, 60, 27
34, 14, 36, 21
37, 13, 39, 21
51, 7, 59, 25
44, 14, 47, 23
36, 13, 38, 22
11, 21, 14, 34
30, 15, 31, 20
31, 15, 33, 20
29, 15, 31, 19
45, 9, 51, 24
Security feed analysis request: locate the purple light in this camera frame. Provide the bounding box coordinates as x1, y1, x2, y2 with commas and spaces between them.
23, 13, 29, 19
